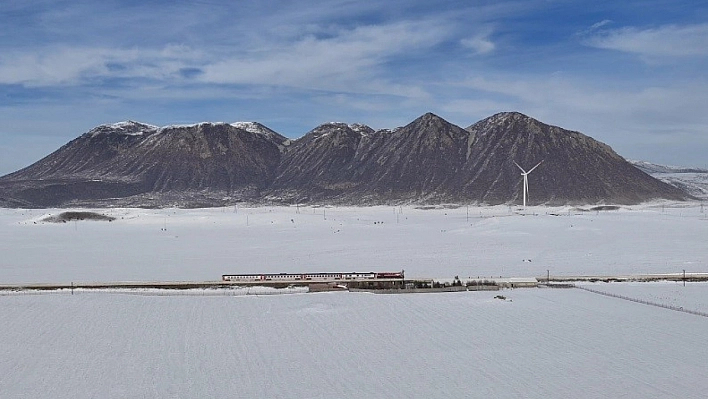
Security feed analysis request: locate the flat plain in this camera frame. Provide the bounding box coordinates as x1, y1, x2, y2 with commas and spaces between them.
1, 203, 707, 398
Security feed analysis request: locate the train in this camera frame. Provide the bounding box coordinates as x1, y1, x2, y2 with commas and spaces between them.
221, 271, 404, 282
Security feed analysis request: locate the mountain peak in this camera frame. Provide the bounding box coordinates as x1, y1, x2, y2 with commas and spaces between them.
416, 112, 447, 122
230, 121, 286, 141
87, 120, 157, 137
304, 122, 374, 139
466, 112, 561, 140
0, 112, 691, 207
230, 121, 271, 134
403, 112, 463, 132
481, 111, 538, 125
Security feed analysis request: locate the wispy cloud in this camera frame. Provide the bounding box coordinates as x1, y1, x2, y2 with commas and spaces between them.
200, 20, 450, 94
0, 16, 447, 98
0, 45, 206, 86
460, 27, 496, 55
585, 23, 708, 58
575, 19, 613, 37
457, 72, 708, 124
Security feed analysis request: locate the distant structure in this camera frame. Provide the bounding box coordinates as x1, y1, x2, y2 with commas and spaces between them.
221, 271, 406, 290
222, 271, 404, 282
514, 160, 543, 208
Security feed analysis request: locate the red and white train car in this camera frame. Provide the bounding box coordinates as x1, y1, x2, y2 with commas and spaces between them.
222, 271, 403, 282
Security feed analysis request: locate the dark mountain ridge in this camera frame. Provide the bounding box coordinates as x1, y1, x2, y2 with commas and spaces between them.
461, 112, 682, 204
0, 112, 691, 208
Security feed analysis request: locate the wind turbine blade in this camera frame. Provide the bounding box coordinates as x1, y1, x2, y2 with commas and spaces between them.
527, 160, 543, 174
513, 161, 526, 173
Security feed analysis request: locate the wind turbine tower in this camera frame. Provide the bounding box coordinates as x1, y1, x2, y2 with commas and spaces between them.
514, 160, 543, 209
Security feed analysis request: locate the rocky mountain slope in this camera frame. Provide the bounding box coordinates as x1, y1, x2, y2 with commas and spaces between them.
0, 121, 287, 207
269, 113, 476, 203
461, 112, 687, 204
0, 112, 691, 207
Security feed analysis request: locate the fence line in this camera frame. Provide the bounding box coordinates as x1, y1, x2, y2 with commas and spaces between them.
0, 287, 309, 297
576, 286, 708, 318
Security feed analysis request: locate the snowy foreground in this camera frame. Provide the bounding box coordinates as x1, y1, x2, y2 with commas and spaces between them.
1, 288, 707, 398
1, 203, 707, 398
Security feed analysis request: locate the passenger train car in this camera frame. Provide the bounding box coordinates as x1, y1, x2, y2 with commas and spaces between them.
221, 271, 404, 282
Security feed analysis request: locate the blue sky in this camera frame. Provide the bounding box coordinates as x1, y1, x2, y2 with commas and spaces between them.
1, 0, 707, 175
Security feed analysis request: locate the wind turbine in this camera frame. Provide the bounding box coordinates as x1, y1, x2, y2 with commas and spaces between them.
514, 160, 543, 209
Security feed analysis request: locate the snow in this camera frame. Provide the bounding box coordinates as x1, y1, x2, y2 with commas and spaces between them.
654, 172, 708, 199
107, 120, 157, 130
230, 121, 278, 137
1, 288, 707, 398
630, 160, 708, 199
88, 121, 158, 137
2, 203, 706, 284
156, 122, 228, 133
0, 285, 309, 297
348, 123, 373, 136
579, 281, 708, 313
630, 160, 708, 174
1, 203, 707, 398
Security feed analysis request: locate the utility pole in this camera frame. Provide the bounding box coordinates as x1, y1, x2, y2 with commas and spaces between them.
547, 269, 550, 284
683, 269, 686, 287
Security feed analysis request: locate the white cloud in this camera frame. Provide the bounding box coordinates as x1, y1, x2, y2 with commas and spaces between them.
589, 19, 612, 31
0, 45, 207, 87
200, 20, 449, 94
0, 18, 447, 99
458, 73, 708, 125
585, 23, 708, 58
575, 19, 613, 37
460, 28, 496, 55
0, 48, 102, 86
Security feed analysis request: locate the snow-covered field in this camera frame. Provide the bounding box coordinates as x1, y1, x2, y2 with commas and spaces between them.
1, 289, 707, 398
579, 281, 708, 314
1, 203, 706, 284
1, 203, 707, 398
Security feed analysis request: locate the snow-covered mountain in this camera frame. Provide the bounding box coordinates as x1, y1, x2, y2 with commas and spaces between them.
0, 113, 692, 208
631, 160, 708, 199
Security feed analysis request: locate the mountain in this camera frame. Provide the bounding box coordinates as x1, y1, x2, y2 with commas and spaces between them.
461, 112, 688, 204
268, 113, 476, 203
0, 112, 692, 208
345, 113, 476, 202
270, 112, 688, 205
268, 122, 370, 202
630, 161, 708, 199
0, 121, 288, 207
